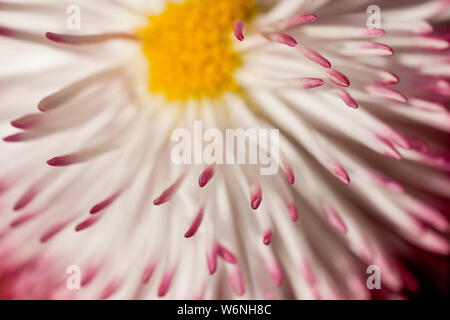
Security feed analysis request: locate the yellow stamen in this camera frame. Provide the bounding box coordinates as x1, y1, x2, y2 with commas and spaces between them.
138, 0, 256, 101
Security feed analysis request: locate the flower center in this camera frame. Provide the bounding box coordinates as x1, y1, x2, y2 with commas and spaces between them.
138, 0, 256, 102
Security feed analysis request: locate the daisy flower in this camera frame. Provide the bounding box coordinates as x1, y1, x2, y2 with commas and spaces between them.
0, 0, 449, 300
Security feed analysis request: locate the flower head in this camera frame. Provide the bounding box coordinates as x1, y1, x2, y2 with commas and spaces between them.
0, 0, 449, 300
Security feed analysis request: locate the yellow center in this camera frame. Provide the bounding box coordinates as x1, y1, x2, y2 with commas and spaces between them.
138, 0, 256, 101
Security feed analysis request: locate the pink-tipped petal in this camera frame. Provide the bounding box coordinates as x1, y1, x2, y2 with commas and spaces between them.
335, 89, 359, 109
47, 155, 79, 167
324, 157, 351, 185
45, 32, 137, 45
184, 207, 205, 238
301, 259, 316, 286
10, 212, 37, 228
90, 191, 121, 214
158, 270, 175, 297
40, 220, 71, 243
218, 244, 238, 264
250, 183, 262, 210
264, 32, 298, 47
75, 216, 100, 232
287, 203, 299, 222
281, 161, 295, 184
359, 42, 394, 56
142, 262, 156, 284
327, 69, 350, 87
207, 244, 218, 275
100, 279, 121, 300
276, 14, 317, 29
11, 114, 41, 129
323, 205, 348, 234
153, 175, 184, 205
81, 266, 100, 287
227, 266, 245, 296
366, 86, 408, 104
233, 20, 245, 41
287, 77, 324, 89
370, 173, 404, 192
263, 229, 272, 245
364, 28, 385, 37
297, 45, 331, 68
13, 186, 38, 211
199, 165, 215, 188
3, 133, 24, 142
265, 259, 283, 287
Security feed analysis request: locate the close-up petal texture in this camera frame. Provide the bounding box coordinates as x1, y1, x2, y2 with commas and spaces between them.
0, 0, 449, 300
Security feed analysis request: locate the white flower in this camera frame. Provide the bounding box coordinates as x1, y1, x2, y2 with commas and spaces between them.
0, 0, 449, 300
